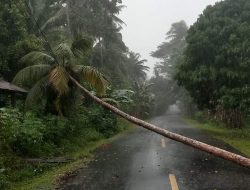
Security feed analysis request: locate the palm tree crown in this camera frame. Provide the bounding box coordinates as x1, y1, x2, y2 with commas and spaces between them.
127, 52, 149, 83
13, 37, 108, 115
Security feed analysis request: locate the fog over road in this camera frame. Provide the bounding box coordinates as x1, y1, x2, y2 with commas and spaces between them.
61, 114, 250, 190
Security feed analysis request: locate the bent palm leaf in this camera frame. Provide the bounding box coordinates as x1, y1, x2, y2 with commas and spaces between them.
20, 51, 55, 66
25, 77, 48, 108
71, 37, 93, 58
77, 66, 108, 95
40, 6, 67, 32
13, 65, 51, 87
49, 66, 69, 95
55, 43, 74, 64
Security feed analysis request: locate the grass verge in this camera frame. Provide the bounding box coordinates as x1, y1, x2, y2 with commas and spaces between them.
10, 118, 135, 190
187, 119, 250, 157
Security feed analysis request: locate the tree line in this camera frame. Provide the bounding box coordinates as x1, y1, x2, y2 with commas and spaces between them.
176, 0, 250, 128
151, 0, 250, 129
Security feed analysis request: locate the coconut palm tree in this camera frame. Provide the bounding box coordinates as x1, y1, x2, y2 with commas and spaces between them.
13, 37, 107, 116
126, 52, 149, 83
151, 21, 188, 78
27, 0, 126, 39
26, 0, 69, 43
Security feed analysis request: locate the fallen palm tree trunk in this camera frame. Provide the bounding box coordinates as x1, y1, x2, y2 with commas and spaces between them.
70, 76, 250, 168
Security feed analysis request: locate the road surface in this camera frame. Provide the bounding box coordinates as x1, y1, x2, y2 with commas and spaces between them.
61, 114, 250, 190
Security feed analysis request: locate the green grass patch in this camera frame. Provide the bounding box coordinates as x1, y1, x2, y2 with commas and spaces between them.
8, 118, 135, 190
187, 119, 250, 157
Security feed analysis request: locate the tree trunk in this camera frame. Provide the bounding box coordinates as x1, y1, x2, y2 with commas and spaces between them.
99, 37, 104, 68
66, 1, 71, 36
215, 106, 243, 128
70, 76, 250, 168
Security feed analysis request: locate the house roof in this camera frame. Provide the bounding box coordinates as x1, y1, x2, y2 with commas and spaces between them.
0, 80, 28, 93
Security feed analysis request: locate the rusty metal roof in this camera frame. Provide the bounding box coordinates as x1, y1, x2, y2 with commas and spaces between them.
0, 80, 28, 93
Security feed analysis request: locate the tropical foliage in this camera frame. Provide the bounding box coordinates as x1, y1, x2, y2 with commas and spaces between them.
151, 20, 188, 78
13, 37, 107, 116
126, 52, 149, 83
176, 0, 250, 128
131, 82, 154, 118
0, 0, 150, 189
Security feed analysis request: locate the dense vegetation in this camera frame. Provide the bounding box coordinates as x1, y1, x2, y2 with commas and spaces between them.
150, 0, 250, 130
176, 0, 250, 128
0, 0, 152, 188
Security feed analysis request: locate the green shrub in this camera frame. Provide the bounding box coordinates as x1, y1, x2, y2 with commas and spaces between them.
14, 112, 45, 156
0, 173, 10, 190
87, 105, 118, 137
0, 105, 120, 157
69, 107, 90, 131
194, 111, 205, 122
0, 108, 66, 156
0, 108, 22, 151
43, 115, 69, 144
0, 105, 122, 189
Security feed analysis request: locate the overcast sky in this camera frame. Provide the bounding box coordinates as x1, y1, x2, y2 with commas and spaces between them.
120, 0, 220, 76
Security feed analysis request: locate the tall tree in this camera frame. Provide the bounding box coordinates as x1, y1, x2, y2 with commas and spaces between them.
0, 1, 27, 79
175, 0, 250, 128
150, 21, 189, 115
19, 0, 130, 88
151, 20, 188, 77
67, 0, 128, 86
149, 74, 177, 115
126, 52, 149, 83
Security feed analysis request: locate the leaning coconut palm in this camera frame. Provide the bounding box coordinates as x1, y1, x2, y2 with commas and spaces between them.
13, 37, 108, 116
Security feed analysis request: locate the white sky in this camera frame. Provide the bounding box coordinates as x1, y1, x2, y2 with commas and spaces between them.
120, 0, 220, 76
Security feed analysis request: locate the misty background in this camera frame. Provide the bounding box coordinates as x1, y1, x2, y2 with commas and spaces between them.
120, 0, 219, 76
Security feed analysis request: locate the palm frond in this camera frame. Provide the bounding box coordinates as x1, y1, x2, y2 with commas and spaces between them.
20, 51, 55, 66
45, 27, 69, 42
112, 15, 126, 26
117, 5, 127, 10
71, 37, 93, 58
40, 7, 67, 32
49, 66, 69, 95
78, 66, 108, 95
54, 42, 74, 64
72, 65, 84, 73
25, 77, 48, 108
13, 65, 51, 87
136, 59, 148, 65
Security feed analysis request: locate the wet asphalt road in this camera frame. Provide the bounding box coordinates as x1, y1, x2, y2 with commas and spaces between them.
61, 114, 250, 190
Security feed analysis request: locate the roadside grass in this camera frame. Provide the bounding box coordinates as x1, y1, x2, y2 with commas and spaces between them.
187, 119, 250, 157
10, 118, 135, 190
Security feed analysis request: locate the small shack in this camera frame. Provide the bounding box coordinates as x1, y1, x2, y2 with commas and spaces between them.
0, 80, 28, 107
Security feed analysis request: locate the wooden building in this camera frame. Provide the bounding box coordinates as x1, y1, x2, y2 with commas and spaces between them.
0, 80, 28, 107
